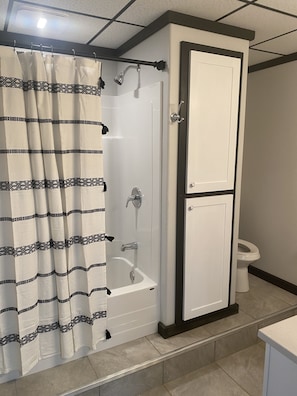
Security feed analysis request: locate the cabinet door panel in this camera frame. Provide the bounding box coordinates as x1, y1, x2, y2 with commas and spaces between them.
186, 51, 241, 194
183, 195, 233, 321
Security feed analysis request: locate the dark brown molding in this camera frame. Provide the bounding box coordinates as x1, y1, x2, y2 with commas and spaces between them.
249, 265, 297, 295
117, 11, 255, 56
249, 51, 297, 73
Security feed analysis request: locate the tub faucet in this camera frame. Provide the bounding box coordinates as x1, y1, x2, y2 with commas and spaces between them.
121, 242, 138, 251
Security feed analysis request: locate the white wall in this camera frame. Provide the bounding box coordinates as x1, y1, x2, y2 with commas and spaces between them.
240, 61, 297, 285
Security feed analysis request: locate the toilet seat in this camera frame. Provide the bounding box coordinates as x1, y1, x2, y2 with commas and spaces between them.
237, 239, 260, 261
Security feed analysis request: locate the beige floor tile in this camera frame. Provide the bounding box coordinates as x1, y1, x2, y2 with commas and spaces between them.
164, 342, 215, 383
204, 310, 254, 336
0, 380, 17, 396
15, 357, 97, 396
249, 274, 297, 305
235, 289, 290, 319
217, 343, 265, 396
77, 388, 100, 396
147, 326, 211, 354
88, 337, 160, 378
166, 363, 249, 395
140, 385, 171, 395
215, 324, 258, 360
99, 364, 163, 396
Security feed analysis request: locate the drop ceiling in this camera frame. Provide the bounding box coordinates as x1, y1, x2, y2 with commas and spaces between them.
1, 0, 297, 67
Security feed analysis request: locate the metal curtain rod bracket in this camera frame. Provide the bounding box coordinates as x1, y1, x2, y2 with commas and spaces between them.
11, 40, 167, 71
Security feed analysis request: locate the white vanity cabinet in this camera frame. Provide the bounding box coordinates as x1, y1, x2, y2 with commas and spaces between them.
258, 315, 297, 396
175, 42, 243, 326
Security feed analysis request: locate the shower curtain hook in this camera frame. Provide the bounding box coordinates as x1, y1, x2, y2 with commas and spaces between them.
31, 42, 33, 55
93, 51, 97, 62
13, 40, 16, 52
51, 45, 54, 57
72, 49, 76, 59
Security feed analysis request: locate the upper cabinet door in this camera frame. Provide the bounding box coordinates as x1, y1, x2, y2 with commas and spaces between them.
186, 50, 241, 194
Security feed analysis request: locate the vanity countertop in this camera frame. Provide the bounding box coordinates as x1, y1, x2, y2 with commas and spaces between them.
258, 315, 297, 364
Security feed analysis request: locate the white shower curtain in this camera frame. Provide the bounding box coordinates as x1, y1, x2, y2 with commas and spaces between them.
0, 46, 107, 375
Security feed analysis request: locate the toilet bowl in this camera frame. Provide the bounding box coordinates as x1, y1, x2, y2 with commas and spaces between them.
236, 239, 260, 292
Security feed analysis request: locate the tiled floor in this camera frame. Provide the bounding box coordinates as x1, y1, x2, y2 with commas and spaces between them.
1, 274, 297, 396
141, 341, 265, 395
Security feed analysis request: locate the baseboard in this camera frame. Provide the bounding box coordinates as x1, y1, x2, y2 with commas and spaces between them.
249, 265, 297, 295
158, 303, 239, 339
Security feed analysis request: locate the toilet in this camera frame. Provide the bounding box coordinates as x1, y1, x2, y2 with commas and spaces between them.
236, 239, 260, 292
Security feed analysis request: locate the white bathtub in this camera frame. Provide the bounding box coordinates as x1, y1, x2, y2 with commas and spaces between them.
105, 257, 158, 347
6, 257, 158, 380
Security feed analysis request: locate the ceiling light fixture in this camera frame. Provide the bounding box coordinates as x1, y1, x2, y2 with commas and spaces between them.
37, 17, 47, 29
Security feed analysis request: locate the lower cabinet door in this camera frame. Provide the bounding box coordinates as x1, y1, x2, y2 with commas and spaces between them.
183, 194, 233, 321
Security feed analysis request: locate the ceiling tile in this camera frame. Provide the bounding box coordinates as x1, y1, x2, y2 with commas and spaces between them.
17, 0, 129, 19
118, 0, 245, 26
8, 2, 107, 44
90, 22, 143, 49
222, 4, 297, 45
0, 0, 9, 30
248, 48, 281, 66
256, 0, 297, 16
252, 30, 297, 56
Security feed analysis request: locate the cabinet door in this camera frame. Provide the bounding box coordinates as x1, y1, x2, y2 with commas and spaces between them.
186, 50, 241, 194
183, 195, 233, 321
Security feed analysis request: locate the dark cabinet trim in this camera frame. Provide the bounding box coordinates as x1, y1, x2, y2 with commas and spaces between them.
172, 42, 244, 334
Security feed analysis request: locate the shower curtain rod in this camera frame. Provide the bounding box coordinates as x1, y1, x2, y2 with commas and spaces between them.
9, 39, 166, 71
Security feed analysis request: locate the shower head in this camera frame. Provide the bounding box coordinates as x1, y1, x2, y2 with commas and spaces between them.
114, 64, 140, 86
114, 71, 125, 85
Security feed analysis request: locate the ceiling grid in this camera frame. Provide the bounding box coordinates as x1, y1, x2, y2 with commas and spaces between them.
1, 0, 297, 67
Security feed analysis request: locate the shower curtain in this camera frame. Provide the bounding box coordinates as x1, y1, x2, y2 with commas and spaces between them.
0, 46, 107, 375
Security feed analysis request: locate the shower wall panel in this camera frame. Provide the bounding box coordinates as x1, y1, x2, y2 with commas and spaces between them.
102, 82, 162, 282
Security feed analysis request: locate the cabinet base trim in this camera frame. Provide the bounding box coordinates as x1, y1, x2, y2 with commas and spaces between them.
158, 303, 239, 339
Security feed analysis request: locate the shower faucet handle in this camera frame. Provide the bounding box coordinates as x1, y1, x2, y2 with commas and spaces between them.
126, 187, 142, 208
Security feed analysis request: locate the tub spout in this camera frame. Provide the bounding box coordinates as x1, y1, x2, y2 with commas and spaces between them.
121, 242, 138, 251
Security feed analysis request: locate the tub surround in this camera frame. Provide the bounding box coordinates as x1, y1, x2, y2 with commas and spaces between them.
258, 315, 297, 396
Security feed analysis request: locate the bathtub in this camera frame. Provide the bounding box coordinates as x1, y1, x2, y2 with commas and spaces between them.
105, 257, 158, 347
0, 257, 158, 383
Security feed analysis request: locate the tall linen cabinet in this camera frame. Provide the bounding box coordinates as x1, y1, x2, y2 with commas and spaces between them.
178, 41, 242, 321
158, 20, 253, 337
